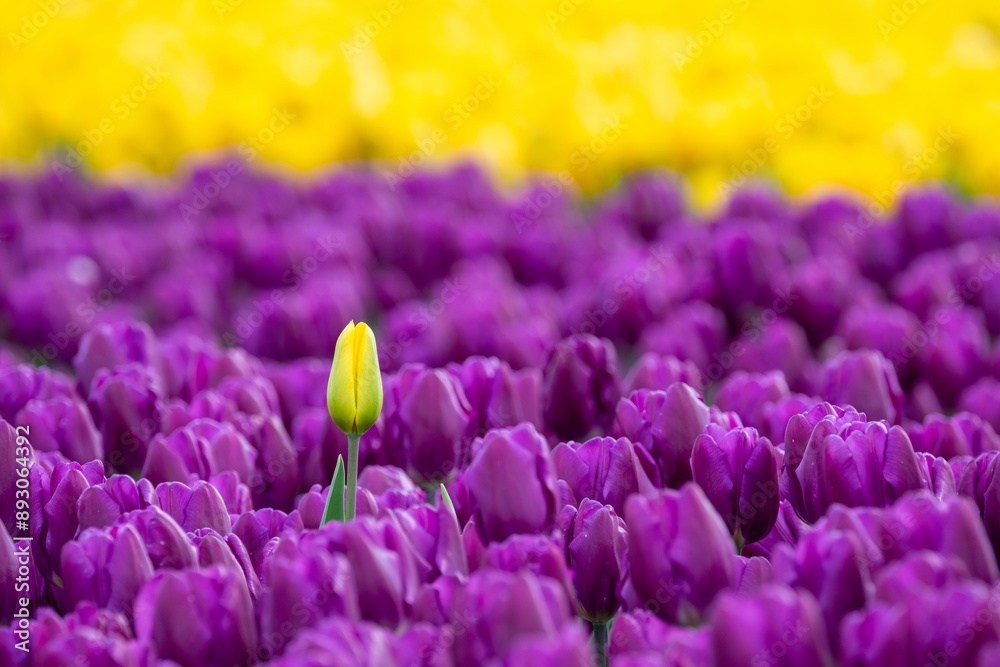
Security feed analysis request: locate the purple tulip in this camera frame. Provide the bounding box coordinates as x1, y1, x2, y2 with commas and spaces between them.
608, 611, 712, 664
908, 412, 1000, 459
232, 507, 303, 577
14, 396, 102, 464
551, 436, 659, 517
448, 355, 543, 436
542, 334, 621, 440
191, 528, 262, 601
837, 302, 922, 386
383, 365, 473, 484
959, 377, 1000, 434
265, 357, 329, 426
561, 498, 628, 623
464, 423, 558, 543
818, 349, 903, 423
134, 566, 258, 667
235, 414, 299, 511
449, 569, 576, 665
639, 302, 728, 379
271, 617, 449, 667
77, 474, 157, 531
87, 364, 163, 473
256, 546, 361, 657
691, 425, 780, 548
0, 365, 77, 424
916, 452, 958, 499
732, 318, 813, 393
619, 483, 737, 624
742, 499, 814, 559
72, 321, 163, 397
915, 307, 990, 408
615, 384, 710, 488
782, 412, 923, 522
154, 480, 231, 534
623, 352, 704, 395
709, 585, 834, 667
714, 370, 790, 431
58, 523, 153, 620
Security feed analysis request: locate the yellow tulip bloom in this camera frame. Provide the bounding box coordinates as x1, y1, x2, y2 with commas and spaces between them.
327, 320, 383, 436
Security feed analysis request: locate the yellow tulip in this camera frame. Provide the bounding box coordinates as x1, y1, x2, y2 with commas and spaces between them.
327, 320, 383, 436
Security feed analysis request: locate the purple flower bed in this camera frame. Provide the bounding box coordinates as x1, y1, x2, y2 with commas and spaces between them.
3, 164, 1000, 666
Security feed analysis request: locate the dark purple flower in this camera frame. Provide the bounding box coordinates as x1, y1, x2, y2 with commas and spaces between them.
915, 307, 990, 409
561, 498, 627, 623
134, 566, 258, 667
623, 352, 704, 395
72, 321, 163, 397
709, 585, 834, 667
464, 423, 558, 543
908, 412, 1000, 459
713, 370, 790, 431
615, 384, 709, 488
608, 610, 712, 663
551, 436, 658, 517
959, 377, 1000, 434
14, 396, 102, 464
447, 355, 543, 436
818, 349, 903, 423
542, 334, 621, 440
691, 425, 780, 547
58, 523, 153, 620
620, 483, 737, 624
87, 364, 163, 473
383, 365, 473, 484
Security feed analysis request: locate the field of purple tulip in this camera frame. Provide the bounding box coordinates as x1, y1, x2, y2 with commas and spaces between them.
4, 163, 1000, 666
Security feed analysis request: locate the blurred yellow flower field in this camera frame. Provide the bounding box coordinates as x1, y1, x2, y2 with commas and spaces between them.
2, 0, 999, 206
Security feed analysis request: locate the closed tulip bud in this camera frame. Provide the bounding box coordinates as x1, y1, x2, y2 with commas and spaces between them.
134, 566, 258, 667
327, 320, 383, 436
15, 396, 102, 464
623, 352, 704, 395
691, 425, 780, 548
819, 349, 903, 424
59, 524, 153, 620
563, 499, 628, 623
615, 384, 710, 488
620, 484, 737, 625
542, 334, 620, 440
713, 370, 790, 430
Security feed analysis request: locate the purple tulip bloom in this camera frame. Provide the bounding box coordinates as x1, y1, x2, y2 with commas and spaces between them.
615, 384, 710, 488
691, 425, 780, 548
551, 436, 659, 517
818, 349, 904, 424
561, 498, 628, 623
542, 334, 621, 440
464, 423, 558, 543
620, 483, 737, 624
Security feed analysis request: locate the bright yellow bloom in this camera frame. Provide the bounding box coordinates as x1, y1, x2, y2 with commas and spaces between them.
2, 0, 1000, 206
327, 321, 383, 436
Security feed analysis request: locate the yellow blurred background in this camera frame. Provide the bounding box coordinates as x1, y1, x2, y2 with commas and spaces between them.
2, 0, 999, 206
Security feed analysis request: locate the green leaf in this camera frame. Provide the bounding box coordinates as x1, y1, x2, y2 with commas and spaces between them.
321, 455, 346, 525
440, 483, 457, 522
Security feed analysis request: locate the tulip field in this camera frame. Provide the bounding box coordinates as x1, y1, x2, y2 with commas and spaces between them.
5, 1, 1000, 666
2, 164, 1000, 667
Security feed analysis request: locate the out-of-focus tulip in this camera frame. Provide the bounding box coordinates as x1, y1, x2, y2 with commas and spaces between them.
741, 499, 814, 560
562, 498, 628, 623
59, 523, 153, 620
818, 349, 904, 423
551, 436, 658, 517
691, 425, 780, 548
87, 364, 163, 473
622, 352, 703, 395
915, 307, 990, 409
960, 377, 1000, 434
615, 384, 709, 488
733, 317, 813, 393
464, 423, 558, 543
713, 370, 790, 430
709, 585, 834, 667
327, 320, 383, 436
15, 396, 102, 464
154, 480, 231, 535
542, 334, 620, 440
608, 611, 713, 664
134, 566, 258, 667
382, 365, 473, 485
236, 414, 299, 512
915, 452, 958, 500
448, 569, 576, 666
448, 355, 543, 436
271, 617, 449, 667
72, 321, 162, 397
620, 483, 737, 624
908, 412, 1000, 459
76, 474, 157, 531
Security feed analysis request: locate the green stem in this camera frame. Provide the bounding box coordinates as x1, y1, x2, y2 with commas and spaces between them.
591, 620, 609, 667
346, 433, 360, 521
